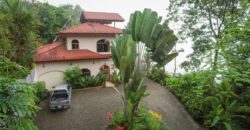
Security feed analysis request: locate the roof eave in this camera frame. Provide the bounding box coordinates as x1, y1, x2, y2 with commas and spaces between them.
57, 33, 122, 37
84, 19, 124, 23
34, 57, 112, 63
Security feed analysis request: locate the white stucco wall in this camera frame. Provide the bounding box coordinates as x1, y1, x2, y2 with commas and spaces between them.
34, 58, 114, 90
66, 36, 114, 54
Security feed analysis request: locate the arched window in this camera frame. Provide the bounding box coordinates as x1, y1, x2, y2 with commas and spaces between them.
97, 39, 110, 52
82, 68, 91, 77
71, 39, 79, 50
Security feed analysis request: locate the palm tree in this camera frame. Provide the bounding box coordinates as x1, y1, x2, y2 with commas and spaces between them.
0, 0, 35, 68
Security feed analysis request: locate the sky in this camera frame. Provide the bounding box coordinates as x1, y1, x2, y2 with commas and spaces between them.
38, 0, 193, 73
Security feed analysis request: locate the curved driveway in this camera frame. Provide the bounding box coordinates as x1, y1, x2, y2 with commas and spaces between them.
36, 79, 202, 130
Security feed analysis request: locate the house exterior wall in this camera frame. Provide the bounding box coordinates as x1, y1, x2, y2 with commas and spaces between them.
66, 36, 114, 54
34, 58, 114, 90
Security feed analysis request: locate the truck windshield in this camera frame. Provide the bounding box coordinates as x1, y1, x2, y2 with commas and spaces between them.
52, 90, 68, 100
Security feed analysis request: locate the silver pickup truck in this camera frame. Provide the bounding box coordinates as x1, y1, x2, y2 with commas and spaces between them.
50, 84, 72, 110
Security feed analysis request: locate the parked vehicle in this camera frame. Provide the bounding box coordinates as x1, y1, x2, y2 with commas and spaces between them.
50, 84, 72, 110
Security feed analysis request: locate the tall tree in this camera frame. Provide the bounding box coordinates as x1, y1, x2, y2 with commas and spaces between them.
0, 0, 36, 68
167, 0, 249, 71
221, 13, 250, 93
32, 2, 83, 43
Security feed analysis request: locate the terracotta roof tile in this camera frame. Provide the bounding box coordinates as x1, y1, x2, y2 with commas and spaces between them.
34, 42, 111, 63
81, 11, 124, 23
36, 42, 61, 55
58, 23, 123, 35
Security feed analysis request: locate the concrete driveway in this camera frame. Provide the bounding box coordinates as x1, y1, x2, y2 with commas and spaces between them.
35, 79, 202, 130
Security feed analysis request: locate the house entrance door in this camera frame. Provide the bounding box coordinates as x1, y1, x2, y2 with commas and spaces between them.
100, 65, 110, 80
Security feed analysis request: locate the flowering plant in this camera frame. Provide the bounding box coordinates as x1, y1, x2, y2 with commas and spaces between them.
148, 110, 162, 120
107, 107, 167, 130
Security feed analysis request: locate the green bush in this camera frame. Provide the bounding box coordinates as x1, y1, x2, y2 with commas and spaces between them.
85, 76, 96, 87
147, 67, 170, 86
163, 71, 250, 130
0, 56, 29, 79
0, 77, 39, 130
64, 66, 105, 88
95, 72, 105, 86
233, 105, 250, 129
32, 82, 49, 101
64, 66, 83, 87
110, 70, 121, 85
202, 81, 239, 130
80, 74, 105, 88
107, 106, 168, 130
148, 69, 213, 121
166, 71, 213, 121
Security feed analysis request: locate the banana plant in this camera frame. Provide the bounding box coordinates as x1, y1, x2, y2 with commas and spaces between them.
127, 8, 178, 68
112, 35, 147, 127
111, 9, 178, 129
111, 35, 137, 84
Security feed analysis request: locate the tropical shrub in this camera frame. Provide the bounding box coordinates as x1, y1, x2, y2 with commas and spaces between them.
64, 66, 83, 87
0, 77, 39, 130
32, 82, 49, 101
84, 76, 96, 87
203, 81, 239, 130
165, 71, 214, 121
0, 56, 29, 79
95, 72, 106, 86
107, 106, 168, 130
81, 74, 105, 87
150, 70, 250, 130
0, 56, 41, 129
64, 66, 105, 88
147, 67, 170, 86
233, 105, 250, 129
110, 70, 121, 85
0, 0, 37, 69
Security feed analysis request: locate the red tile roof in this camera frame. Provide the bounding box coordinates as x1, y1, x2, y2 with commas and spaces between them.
81, 11, 124, 23
34, 42, 111, 63
57, 23, 123, 35
36, 42, 61, 55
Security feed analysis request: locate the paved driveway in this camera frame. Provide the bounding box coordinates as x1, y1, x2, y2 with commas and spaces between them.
35, 79, 202, 130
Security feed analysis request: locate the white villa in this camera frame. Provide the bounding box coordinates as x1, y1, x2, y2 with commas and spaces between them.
33, 11, 124, 90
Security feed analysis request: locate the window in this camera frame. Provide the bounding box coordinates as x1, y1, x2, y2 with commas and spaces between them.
82, 69, 91, 77
97, 39, 110, 52
71, 39, 79, 50
52, 90, 68, 100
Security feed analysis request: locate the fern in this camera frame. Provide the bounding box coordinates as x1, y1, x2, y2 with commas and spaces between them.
235, 106, 250, 115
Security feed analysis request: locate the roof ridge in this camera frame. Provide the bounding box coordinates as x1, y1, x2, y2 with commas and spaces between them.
84, 11, 120, 15
58, 22, 123, 34
57, 24, 82, 34
36, 42, 63, 56
37, 42, 57, 49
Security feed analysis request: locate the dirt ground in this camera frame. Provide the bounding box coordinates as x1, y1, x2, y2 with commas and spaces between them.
35, 79, 202, 130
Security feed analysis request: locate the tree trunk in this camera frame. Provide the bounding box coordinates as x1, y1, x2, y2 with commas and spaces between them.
173, 45, 177, 76
213, 49, 219, 71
